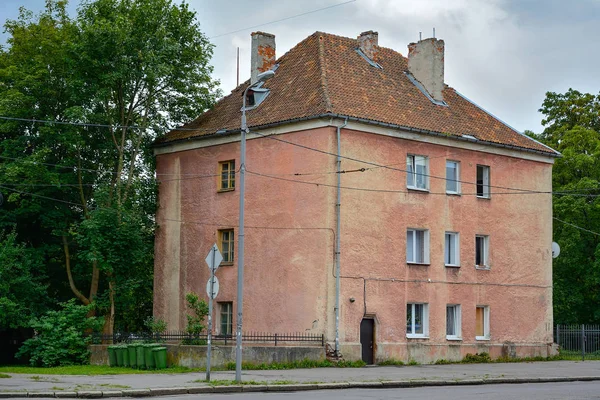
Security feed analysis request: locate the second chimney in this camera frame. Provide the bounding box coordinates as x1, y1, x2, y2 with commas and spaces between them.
251, 31, 276, 85
407, 38, 445, 102
357, 30, 378, 60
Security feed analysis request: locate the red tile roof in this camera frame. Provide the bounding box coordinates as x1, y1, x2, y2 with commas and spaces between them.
158, 32, 557, 156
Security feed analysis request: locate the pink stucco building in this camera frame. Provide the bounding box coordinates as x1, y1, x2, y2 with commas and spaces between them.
153, 31, 559, 363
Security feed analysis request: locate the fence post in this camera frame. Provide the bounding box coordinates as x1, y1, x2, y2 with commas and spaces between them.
321, 334, 324, 347
556, 325, 560, 348
581, 324, 585, 361
274, 333, 278, 346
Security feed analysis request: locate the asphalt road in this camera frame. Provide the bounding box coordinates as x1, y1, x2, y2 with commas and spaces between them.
153, 382, 600, 400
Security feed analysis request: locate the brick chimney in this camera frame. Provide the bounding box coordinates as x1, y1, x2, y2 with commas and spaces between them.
407, 38, 445, 102
357, 30, 378, 60
251, 31, 276, 85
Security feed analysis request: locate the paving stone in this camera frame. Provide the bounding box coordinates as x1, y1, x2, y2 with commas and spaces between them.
267, 384, 318, 392
148, 388, 188, 396
316, 383, 350, 390
75, 391, 102, 398
28, 392, 56, 398
186, 386, 214, 394
54, 392, 77, 398
0, 393, 28, 398
100, 390, 124, 398
211, 385, 242, 393
347, 381, 384, 388
241, 385, 268, 392
120, 389, 151, 397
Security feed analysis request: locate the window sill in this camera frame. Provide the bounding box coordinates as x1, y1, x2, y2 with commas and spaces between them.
445, 264, 460, 268
221, 262, 234, 266
446, 337, 462, 341
476, 195, 491, 200
406, 334, 429, 339
446, 191, 461, 196
475, 266, 490, 270
217, 188, 235, 193
475, 336, 490, 341
407, 186, 429, 193
407, 262, 430, 266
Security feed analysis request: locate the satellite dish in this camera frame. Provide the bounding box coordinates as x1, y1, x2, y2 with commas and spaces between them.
552, 242, 560, 259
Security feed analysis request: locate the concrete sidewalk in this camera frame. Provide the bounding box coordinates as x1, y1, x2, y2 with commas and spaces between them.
1, 361, 600, 398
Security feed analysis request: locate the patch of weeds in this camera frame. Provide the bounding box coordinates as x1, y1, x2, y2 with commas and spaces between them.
29, 375, 61, 382
0, 373, 10, 378
408, 359, 419, 366
0, 365, 195, 375
98, 384, 131, 389
378, 359, 405, 366
51, 386, 65, 391
433, 359, 453, 365
462, 352, 491, 363
225, 358, 365, 370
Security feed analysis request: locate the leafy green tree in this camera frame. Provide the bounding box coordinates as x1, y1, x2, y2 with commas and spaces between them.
0, 230, 50, 329
0, 0, 220, 334
535, 89, 600, 324
184, 293, 208, 344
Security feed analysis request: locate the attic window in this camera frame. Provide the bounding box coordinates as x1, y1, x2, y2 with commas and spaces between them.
355, 48, 382, 69
462, 134, 477, 140
241, 82, 271, 111
404, 71, 448, 107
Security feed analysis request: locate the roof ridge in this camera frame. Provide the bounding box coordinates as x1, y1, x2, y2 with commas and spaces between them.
317, 34, 333, 113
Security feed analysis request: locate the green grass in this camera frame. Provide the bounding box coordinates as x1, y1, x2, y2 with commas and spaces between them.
0, 365, 196, 375
377, 359, 405, 366
224, 359, 366, 370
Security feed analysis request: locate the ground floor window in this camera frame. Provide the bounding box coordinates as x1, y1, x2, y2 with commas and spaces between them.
446, 304, 461, 340
476, 305, 490, 340
406, 303, 429, 338
219, 302, 233, 335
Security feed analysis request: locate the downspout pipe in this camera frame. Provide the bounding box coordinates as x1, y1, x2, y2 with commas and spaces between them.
334, 117, 348, 357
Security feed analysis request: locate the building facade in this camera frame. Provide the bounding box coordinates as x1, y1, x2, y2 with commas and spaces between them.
153, 31, 559, 363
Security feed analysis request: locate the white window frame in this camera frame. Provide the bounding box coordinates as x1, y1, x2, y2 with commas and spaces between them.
407, 154, 429, 191
475, 305, 490, 340
218, 302, 233, 335
406, 228, 430, 264
445, 231, 460, 267
446, 160, 461, 194
406, 303, 429, 338
446, 304, 462, 340
476, 165, 490, 198
475, 234, 490, 269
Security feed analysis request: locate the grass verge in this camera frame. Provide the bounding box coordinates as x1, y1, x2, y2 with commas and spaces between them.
194, 379, 297, 386
0, 365, 196, 375
0, 373, 11, 378
225, 359, 366, 370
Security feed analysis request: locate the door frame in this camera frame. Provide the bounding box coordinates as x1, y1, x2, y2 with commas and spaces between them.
360, 315, 377, 364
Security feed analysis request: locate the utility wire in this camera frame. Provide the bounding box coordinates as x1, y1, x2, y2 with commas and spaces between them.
553, 217, 600, 236
251, 130, 549, 194
208, 0, 356, 39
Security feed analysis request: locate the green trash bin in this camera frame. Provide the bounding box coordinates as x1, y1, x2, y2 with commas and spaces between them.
152, 347, 167, 370
144, 343, 161, 370
115, 345, 124, 367
127, 344, 137, 368
107, 345, 117, 367
135, 343, 146, 369
122, 344, 130, 367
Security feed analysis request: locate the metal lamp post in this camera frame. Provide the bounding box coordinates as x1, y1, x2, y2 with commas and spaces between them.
236, 70, 275, 382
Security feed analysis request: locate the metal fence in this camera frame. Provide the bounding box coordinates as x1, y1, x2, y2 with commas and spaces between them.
91, 331, 325, 347
554, 325, 600, 360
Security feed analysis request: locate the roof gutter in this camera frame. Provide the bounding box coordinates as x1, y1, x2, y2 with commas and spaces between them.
153, 113, 560, 158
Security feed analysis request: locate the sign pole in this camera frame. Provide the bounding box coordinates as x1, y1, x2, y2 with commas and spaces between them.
206, 247, 215, 381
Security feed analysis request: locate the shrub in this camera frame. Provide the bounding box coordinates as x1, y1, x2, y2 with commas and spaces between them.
183, 293, 208, 345
16, 300, 104, 367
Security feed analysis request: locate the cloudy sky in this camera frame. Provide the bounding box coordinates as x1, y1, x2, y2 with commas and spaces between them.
1, 0, 599, 133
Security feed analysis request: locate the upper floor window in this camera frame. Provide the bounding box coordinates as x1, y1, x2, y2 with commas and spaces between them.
407, 155, 429, 191
218, 229, 235, 264
219, 160, 235, 191
476, 165, 490, 198
445, 232, 460, 267
446, 160, 460, 194
475, 234, 490, 269
407, 228, 430, 264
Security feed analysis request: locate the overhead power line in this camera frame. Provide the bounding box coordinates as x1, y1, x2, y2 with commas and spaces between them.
553, 217, 600, 236
208, 0, 357, 39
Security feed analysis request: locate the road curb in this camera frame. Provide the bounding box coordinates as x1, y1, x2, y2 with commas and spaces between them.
13, 376, 600, 397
